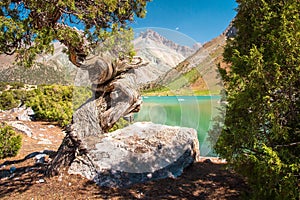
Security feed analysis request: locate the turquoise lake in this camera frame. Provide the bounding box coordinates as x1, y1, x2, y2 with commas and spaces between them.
134, 96, 222, 156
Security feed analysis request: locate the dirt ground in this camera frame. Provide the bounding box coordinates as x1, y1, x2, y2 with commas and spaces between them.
0, 111, 250, 200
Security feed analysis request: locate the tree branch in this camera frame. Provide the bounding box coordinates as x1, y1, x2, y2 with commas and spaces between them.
275, 142, 300, 148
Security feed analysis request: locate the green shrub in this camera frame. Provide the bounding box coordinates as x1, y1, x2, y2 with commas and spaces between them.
25, 85, 92, 127
0, 82, 25, 91
0, 82, 9, 91
0, 91, 18, 110
0, 83, 93, 127
0, 90, 28, 110
0, 123, 22, 159
26, 85, 74, 127
109, 117, 131, 132
72, 86, 93, 110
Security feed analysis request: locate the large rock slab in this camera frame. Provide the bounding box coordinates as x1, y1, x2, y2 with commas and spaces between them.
68, 122, 200, 187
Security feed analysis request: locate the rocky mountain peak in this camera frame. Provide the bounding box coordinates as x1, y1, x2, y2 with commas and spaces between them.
138, 29, 198, 57
140, 29, 162, 41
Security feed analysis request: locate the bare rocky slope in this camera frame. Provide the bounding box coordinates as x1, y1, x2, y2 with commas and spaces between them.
147, 23, 236, 95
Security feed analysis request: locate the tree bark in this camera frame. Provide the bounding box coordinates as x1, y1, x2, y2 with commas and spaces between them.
46, 55, 145, 176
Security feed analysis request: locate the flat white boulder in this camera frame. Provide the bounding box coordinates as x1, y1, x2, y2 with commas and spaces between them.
8, 121, 33, 137
68, 122, 200, 187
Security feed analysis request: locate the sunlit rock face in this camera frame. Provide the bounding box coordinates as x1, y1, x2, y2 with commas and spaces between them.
133, 29, 197, 87
68, 122, 200, 188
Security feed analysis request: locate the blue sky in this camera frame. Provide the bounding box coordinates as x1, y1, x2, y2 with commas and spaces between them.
132, 0, 237, 44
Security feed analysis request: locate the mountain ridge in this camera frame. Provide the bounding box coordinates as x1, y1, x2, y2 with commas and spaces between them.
143, 22, 235, 95
0, 25, 234, 95
138, 29, 199, 57
132, 29, 199, 86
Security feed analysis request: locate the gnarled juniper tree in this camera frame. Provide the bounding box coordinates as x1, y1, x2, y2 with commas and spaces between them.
0, 0, 150, 175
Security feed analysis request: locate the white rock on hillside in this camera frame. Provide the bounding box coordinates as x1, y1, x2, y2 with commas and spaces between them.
8, 121, 33, 137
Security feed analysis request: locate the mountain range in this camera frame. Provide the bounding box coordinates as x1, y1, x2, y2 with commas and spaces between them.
0, 24, 235, 94
133, 29, 198, 87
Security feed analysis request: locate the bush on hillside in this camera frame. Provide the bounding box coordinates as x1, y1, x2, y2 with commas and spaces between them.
0, 123, 22, 159
25, 85, 92, 127
0, 84, 92, 127
0, 90, 29, 110
0, 82, 25, 91
109, 117, 131, 132
26, 85, 74, 127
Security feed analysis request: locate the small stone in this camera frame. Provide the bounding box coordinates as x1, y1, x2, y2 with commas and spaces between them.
26, 107, 35, 116
35, 154, 46, 164
48, 125, 55, 128
10, 166, 16, 173
37, 139, 52, 145
204, 159, 212, 164
38, 179, 45, 183
58, 174, 63, 181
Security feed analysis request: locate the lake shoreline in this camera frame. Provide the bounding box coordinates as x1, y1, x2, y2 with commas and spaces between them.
135, 96, 222, 157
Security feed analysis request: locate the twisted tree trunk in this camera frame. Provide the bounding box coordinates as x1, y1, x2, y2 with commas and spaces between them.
46, 55, 146, 176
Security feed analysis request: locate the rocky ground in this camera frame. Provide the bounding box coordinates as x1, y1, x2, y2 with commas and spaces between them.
0, 109, 250, 200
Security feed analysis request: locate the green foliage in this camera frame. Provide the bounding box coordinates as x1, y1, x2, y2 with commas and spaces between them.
26, 85, 92, 127
26, 85, 74, 127
0, 0, 150, 67
0, 89, 28, 110
167, 68, 201, 90
93, 28, 136, 59
0, 123, 22, 159
0, 84, 92, 127
109, 118, 131, 132
211, 0, 300, 199
142, 85, 171, 96
72, 86, 93, 111
0, 91, 19, 110
0, 82, 25, 91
